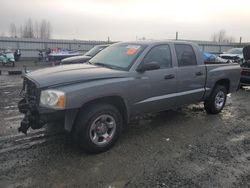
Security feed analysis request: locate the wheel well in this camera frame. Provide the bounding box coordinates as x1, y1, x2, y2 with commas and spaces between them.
215, 79, 230, 93
78, 96, 128, 125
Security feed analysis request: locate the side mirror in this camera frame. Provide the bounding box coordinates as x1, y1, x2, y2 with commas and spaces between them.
136, 62, 160, 72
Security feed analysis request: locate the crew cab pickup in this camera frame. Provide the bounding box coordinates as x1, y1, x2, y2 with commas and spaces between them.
18, 41, 241, 153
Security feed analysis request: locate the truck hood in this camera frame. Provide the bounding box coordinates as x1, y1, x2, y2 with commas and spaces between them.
25, 64, 128, 88
61, 55, 91, 64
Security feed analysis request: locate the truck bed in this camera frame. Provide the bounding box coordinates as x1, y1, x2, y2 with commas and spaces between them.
204, 63, 241, 98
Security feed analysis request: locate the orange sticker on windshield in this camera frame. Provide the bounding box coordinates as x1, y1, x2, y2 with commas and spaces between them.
127, 48, 137, 55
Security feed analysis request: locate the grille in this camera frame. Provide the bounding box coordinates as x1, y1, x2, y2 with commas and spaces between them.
23, 78, 38, 100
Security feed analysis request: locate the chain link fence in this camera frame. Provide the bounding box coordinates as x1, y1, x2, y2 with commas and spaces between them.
0, 37, 248, 60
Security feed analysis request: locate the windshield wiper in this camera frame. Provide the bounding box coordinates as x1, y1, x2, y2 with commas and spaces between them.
91, 62, 117, 70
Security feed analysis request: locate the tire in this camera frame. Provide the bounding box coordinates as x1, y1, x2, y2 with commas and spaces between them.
73, 103, 123, 153
204, 85, 227, 114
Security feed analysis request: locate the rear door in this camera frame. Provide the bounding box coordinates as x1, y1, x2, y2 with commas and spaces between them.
174, 44, 206, 105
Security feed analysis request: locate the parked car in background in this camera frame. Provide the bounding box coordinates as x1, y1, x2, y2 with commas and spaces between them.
203, 52, 229, 63
48, 48, 83, 61
240, 45, 250, 86
18, 41, 240, 153
219, 48, 243, 63
61, 44, 109, 65
14, 49, 21, 62
0, 49, 15, 67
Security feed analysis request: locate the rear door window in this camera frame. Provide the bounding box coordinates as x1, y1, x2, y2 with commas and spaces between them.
175, 44, 197, 66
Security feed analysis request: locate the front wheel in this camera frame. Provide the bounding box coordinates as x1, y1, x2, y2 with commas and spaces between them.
204, 85, 227, 114
73, 103, 123, 153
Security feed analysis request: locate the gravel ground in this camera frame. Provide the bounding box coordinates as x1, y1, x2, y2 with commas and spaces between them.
0, 66, 249, 188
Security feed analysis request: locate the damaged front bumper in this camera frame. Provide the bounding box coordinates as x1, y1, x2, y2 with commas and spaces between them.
18, 97, 65, 134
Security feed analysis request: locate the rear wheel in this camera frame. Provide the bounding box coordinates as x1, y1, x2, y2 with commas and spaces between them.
204, 85, 227, 114
73, 103, 122, 153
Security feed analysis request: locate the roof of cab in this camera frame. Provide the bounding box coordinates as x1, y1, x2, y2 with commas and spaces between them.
113, 40, 196, 46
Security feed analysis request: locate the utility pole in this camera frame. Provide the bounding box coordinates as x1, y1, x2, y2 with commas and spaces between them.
239, 36, 242, 45
175, 31, 178, 40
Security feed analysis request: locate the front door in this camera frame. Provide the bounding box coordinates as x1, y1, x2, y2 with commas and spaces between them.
132, 44, 177, 114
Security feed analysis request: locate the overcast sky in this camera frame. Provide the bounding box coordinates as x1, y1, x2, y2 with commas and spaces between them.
1, 0, 250, 42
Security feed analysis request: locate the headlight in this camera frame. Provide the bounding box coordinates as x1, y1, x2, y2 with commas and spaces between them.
40, 90, 65, 109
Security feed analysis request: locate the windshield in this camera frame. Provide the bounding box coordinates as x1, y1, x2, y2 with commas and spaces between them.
85, 46, 107, 57
226, 48, 243, 54
89, 44, 146, 70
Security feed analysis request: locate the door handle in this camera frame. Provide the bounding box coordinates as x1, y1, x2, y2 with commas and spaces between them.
164, 74, 175, 79
195, 72, 203, 76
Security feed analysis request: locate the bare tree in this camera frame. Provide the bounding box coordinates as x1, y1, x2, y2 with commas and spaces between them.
7, 19, 52, 39
22, 18, 35, 38
39, 19, 52, 39
211, 32, 218, 42
225, 36, 235, 43
211, 29, 235, 43
34, 21, 40, 38
9, 23, 17, 37
18, 26, 23, 38
218, 29, 226, 42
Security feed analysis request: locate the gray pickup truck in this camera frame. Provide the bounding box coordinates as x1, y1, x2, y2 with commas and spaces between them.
18, 41, 240, 153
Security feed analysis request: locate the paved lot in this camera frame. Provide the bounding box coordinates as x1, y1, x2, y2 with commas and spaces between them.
0, 65, 250, 188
